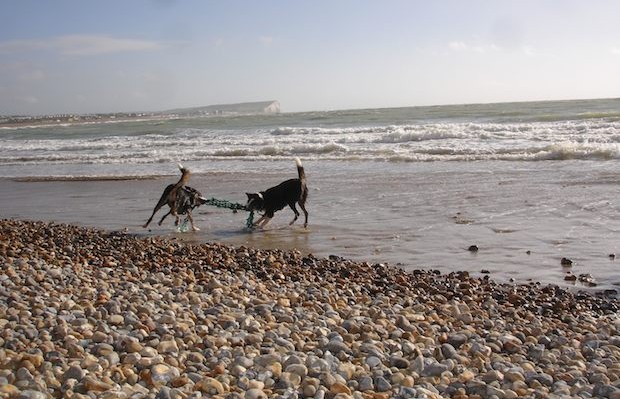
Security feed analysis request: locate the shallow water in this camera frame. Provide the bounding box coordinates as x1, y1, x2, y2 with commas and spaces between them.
2, 158, 619, 293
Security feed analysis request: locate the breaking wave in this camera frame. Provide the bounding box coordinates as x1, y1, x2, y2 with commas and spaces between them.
2, 98, 620, 177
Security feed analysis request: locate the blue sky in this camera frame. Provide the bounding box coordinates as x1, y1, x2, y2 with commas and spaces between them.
1, 1, 620, 115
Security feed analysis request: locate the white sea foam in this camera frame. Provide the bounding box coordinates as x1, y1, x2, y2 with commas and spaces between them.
2, 98, 620, 173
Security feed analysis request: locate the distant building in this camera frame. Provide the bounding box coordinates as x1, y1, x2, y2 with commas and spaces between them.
0, 100, 282, 126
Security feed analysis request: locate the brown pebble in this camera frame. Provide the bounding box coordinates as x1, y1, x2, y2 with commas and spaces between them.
213, 363, 226, 375
171, 375, 190, 388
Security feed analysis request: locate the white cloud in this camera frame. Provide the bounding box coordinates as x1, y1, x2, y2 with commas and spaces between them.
449, 40, 536, 56
448, 40, 499, 54
0, 35, 166, 55
612, 47, 620, 55
449, 41, 468, 51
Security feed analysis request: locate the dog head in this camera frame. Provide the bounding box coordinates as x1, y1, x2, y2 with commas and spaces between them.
245, 192, 265, 211
179, 186, 207, 211
192, 194, 207, 208
188, 187, 207, 208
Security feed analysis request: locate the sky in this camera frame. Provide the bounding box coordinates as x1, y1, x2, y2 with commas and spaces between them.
1, 0, 620, 115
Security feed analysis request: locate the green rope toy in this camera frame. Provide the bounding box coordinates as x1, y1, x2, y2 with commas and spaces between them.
178, 197, 254, 232
203, 197, 255, 230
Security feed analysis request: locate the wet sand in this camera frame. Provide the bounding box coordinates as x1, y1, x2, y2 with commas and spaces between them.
1, 160, 619, 294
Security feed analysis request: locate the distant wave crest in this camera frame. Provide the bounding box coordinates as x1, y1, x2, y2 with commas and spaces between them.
375, 128, 463, 143
2, 109, 620, 169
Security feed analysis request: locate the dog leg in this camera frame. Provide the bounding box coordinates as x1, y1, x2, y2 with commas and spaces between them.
253, 214, 267, 227
158, 210, 172, 226
288, 203, 300, 225
255, 210, 274, 229
258, 217, 272, 228
299, 202, 309, 228
187, 212, 200, 231
143, 212, 157, 228
168, 208, 180, 226
143, 200, 166, 228
144, 185, 174, 228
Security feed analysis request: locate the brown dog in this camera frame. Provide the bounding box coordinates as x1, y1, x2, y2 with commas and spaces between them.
143, 164, 206, 231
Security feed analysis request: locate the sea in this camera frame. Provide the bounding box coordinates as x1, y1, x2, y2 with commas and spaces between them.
1, 98, 620, 294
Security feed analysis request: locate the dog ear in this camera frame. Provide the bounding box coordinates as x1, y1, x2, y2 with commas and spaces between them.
246, 193, 253, 199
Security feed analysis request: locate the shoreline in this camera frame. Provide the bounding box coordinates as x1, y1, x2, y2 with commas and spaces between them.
1, 168, 618, 295
1, 218, 619, 398
8, 175, 161, 183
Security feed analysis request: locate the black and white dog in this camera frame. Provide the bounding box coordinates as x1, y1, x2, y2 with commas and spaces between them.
246, 158, 308, 228
143, 164, 207, 231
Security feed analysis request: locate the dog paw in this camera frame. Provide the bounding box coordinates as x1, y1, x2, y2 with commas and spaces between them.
192, 227, 200, 231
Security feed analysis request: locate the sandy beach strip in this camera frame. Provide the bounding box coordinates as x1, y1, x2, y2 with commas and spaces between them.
9, 176, 161, 183
1, 219, 619, 399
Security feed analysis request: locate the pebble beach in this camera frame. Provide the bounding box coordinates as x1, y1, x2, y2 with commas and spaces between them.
1, 219, 620, 399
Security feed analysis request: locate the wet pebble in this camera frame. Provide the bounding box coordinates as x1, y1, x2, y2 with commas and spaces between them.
0, 219, 618, 399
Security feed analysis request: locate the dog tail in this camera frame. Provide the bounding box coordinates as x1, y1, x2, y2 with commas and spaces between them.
296, 157, 308, 202
175, 163, 191, 188
295, 157, 306, 183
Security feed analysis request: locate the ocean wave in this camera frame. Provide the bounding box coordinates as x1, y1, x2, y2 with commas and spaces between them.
213, 149, 251, 157
292, 143, 347, 154
3, 104, 620, 168
374, 141, 620, 162
271, 126, 379, 136
374, 129, 463, 143
2, 147, 618, 165
269, 120, 620, 146
4, 143, 617, 165
207, 143, 348, 158
533, 143, 620, 161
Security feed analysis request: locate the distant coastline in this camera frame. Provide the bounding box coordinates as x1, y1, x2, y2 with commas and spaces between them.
0, 100, 280, 128
0, 113, 174, 129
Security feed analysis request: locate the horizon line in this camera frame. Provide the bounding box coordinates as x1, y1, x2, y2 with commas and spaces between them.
3, 96, 620, 118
